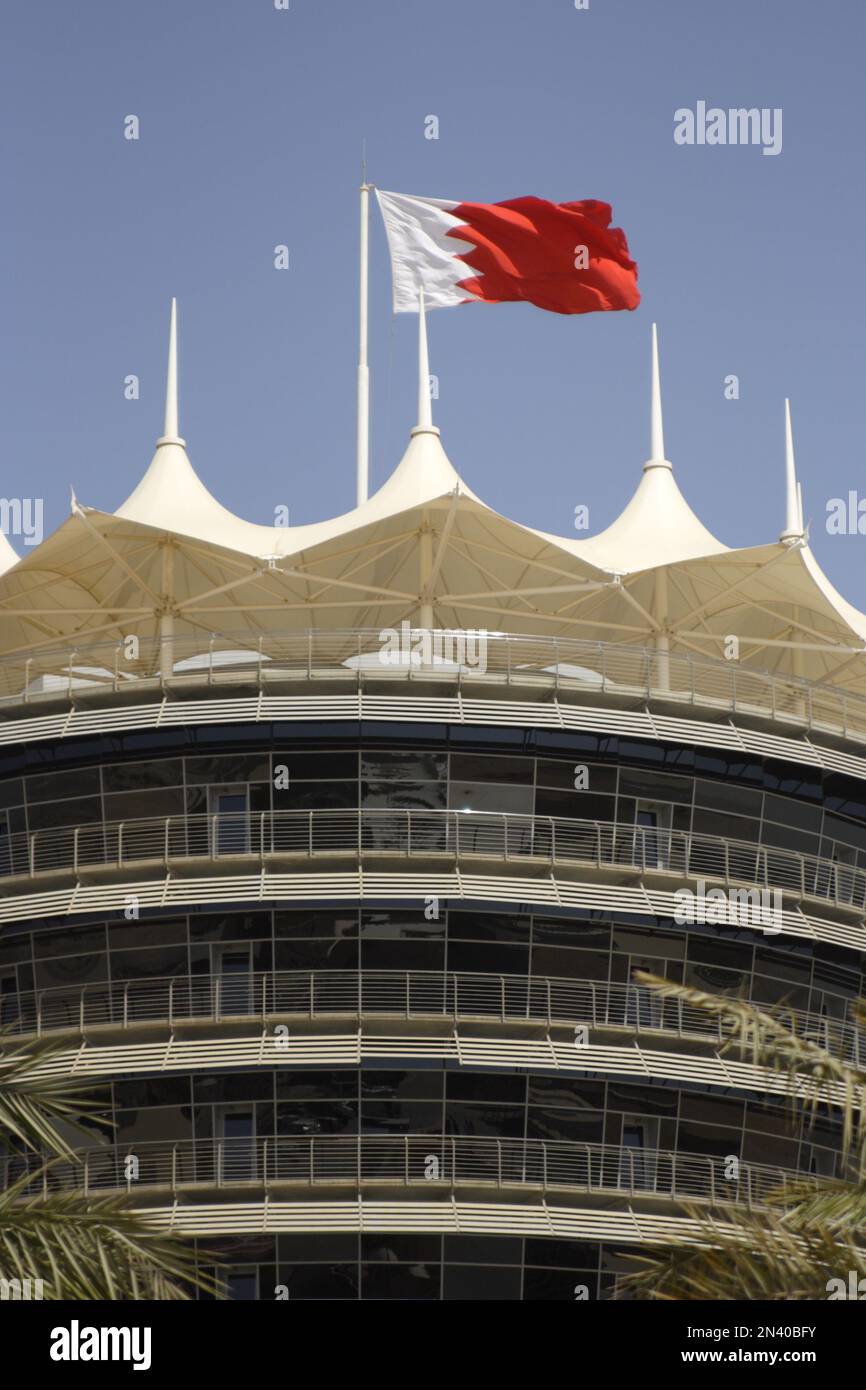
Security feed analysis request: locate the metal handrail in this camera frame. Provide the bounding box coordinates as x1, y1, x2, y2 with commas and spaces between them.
4, 628, 864, 747
0, 1134, 816, 1207
1, 970, 861, 1064
3, 806, 864, 913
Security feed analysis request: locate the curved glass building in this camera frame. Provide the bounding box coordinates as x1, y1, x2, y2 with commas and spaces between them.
1, 304, 864, 1300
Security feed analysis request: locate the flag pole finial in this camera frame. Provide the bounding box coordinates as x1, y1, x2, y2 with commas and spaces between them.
780, 398, 805, 542
645, 322, 670, 470
157, 297, 185, 447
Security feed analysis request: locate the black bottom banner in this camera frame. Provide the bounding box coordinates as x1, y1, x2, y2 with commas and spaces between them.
1, 1294, 857, 1376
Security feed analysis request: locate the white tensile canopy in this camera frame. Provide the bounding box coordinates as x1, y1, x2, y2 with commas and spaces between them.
0, 301, 863, 699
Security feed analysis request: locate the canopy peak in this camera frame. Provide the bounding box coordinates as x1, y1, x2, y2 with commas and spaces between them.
645, 322, 672, 473
780, 397, 805, 543
411, 286, 439, 438
156, 298, 186, 448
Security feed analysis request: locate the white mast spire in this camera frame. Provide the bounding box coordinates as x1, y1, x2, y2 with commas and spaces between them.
356, 151, 371, 505
157, 297, 184, 446
780, 398, 804, 541
646, 322, 671, 471
416, 286, 435, 432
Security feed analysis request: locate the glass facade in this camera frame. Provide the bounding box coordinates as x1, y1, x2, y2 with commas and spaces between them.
194, 1234, 643, 1301
1, 722, 862, 1298
58, 1061, 835, 1172
2, 742, 866, 869
2, 907, 863, 1020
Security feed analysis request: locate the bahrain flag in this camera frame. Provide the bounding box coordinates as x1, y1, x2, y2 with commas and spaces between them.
376, 189, 640, 316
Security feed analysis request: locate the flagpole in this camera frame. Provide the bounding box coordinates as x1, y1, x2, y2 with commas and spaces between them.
356, 151, 371, 505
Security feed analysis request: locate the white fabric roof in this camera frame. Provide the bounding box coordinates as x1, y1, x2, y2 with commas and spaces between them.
2, 304, 865, 697
572, 460, 727, 570
114, 311, 726, 575
0, 531, 19, 577
117, 424, 484, 559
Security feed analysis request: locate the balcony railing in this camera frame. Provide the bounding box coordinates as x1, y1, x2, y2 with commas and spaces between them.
2, 807, 864, 914
3, 629, 865, 746
0, 1135, 814, 1208
2, 970, 862, 1064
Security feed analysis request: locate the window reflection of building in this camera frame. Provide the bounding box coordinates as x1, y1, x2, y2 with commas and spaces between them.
6, 743, 866, 878
2, 904, 863, 1024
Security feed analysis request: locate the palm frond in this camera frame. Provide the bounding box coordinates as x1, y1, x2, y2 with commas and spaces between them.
0, 1186, 220, 1299
617, 981, 866, 1299
772, 1179, 866, 1231
0, 1031, 223, 1299
617, 1205, 866, 1301
634, 973, 866, 1170
0, 1032, 110, 1158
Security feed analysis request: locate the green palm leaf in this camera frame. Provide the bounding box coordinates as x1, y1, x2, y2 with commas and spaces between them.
0, 1029, 223, 1299
619, 1207, 866, 1301
617, 978, 866, 1300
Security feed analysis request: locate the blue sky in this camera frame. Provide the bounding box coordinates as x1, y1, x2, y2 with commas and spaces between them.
3, 0, 865, 604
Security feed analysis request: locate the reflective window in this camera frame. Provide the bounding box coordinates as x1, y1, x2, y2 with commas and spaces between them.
362, 1233, 440, 1261
443, 1265, 521, 1300
362, 1264, 440, 1299
27, 768, 100, 801
33, 952, 107, 989
226, 1268, 258, 1301
185, 755, 269, 784
449, 753, 532, 784
0, 778, 23, 809
448, 912, 525, 942
104, 788, 186, 819
692, 808, 759, 842
274, 939, 358, 971
447, 940, 529, 974
360, 911, 444, 939
102, 760, 184, 792
279, 1265, 358, 1299
693, 778, 763, 817
361, 751, 446, 782
619, 768, 692, 805
362, 778, 446, 810
537, 759, 617, 792
449, 781, 532, 814
361, 1072, 444, 1101
277, 781, 356, 810
361, 940, 444, 971
27, 797, 101, 830
275, 911, 357, 938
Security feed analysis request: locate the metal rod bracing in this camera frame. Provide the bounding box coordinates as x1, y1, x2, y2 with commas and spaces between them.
1, 1134, 819, 1209
2, 970, 861, 1066
0, 628, 863, 745
2, 808, 865, 919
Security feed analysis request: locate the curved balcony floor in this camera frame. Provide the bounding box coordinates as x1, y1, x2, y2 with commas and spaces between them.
4, 632, 865, 753
1, 869, 862, 956
4, 809, 865, 919
3, 1136, 807, 1211
135, 1199, 715, 1247
4, 694, 866, 799
20, 1023, 855, 1108
3, 970, 863, 1065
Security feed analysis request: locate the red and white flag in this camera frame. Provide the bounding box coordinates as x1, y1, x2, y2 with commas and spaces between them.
376, 189, 640, 316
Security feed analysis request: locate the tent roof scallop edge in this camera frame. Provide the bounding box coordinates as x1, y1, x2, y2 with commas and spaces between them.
115, 303, 728, 577
9, 296, 864, 694
116, 295, 491, 559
